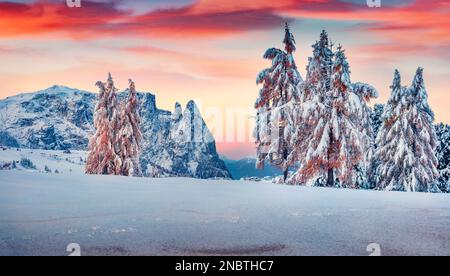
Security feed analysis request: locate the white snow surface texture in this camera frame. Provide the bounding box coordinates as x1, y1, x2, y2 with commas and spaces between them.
0, 166, 448, 256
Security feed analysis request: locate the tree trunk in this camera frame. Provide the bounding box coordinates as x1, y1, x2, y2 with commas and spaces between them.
327, 168, 334, 187
283, 170, 288, 182
327, 124, 334, 187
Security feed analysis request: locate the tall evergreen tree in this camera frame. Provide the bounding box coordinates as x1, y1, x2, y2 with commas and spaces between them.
291, 45, 364, 187
376, 68, 438, 192
351, 83, 379, 188
86, 73, 122, 175
286, 30, 333, 186
254, 23, 302, 182
305, 30, 334, 97
327, 45, 366, 187
288, 35, 377, 188
118, 79, 142, 176
375, 70, 406, 190
406, 68, 439, 191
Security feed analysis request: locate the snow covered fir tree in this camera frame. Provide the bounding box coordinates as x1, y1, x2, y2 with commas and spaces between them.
290, 40, 376, 187
118, 79, 142, 177
256, 28, 377, 188
376, 68, 439, 192
254, 25, 445, 193
85, 73, 122, 175
284, 30, 334, 186
254, 23, 303, 182
375, 69, 409, 191
86, 73, 142, 176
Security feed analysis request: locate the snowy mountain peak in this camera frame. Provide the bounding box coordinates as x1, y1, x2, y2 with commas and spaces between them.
186, 100, 198, 111
35, 85, 92, 97
173, 102, 182, 121
0, 86, 230, 179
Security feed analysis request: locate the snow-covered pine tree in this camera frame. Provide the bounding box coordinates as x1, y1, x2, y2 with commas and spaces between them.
350, 83, 378, 189
312, 45, 363, 187
286, 31, 332, 186
406, 68, 439, 191
118, 79, 142, 177
287, 31, 334, 186
376, 68, 439, 192
254, 23, 302, 182
288, 41, 373, 188
305, 30, 334, 97
435, 123, 450, 192
106, 73, 123, 175
375, 70, 407, 190
85, 73, 122, 175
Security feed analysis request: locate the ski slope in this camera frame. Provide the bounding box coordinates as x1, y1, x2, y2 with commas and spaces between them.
0, 169, 449, 256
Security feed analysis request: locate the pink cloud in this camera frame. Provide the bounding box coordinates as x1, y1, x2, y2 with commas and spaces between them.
0, 0, 291, 39
1, 0, 447, 54
120, 45, 257, 79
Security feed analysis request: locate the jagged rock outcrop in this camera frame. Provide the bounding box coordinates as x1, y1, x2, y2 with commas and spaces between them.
0, 85, 231, 179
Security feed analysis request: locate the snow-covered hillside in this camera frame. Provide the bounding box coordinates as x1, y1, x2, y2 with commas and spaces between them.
0, 148, 86, 175
0, 86, 230, 179
0, 170, 448, 256
0, 86, 95, 150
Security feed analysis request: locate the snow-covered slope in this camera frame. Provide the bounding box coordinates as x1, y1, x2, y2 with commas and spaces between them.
0, 86, 230, 179
0, 170, 449, 256
0, 148, 86, 175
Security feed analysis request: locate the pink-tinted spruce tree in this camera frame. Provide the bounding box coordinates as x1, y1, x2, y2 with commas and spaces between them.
254, 23, 303, 182
86, 73, 122, 175
118, 79, 142, 176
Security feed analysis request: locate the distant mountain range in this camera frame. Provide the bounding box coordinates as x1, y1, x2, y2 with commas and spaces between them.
222, 156, 284, 180
0, 85, 230, 179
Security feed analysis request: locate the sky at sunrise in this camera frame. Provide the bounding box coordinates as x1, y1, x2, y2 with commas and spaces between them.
0, 0, 449, 159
